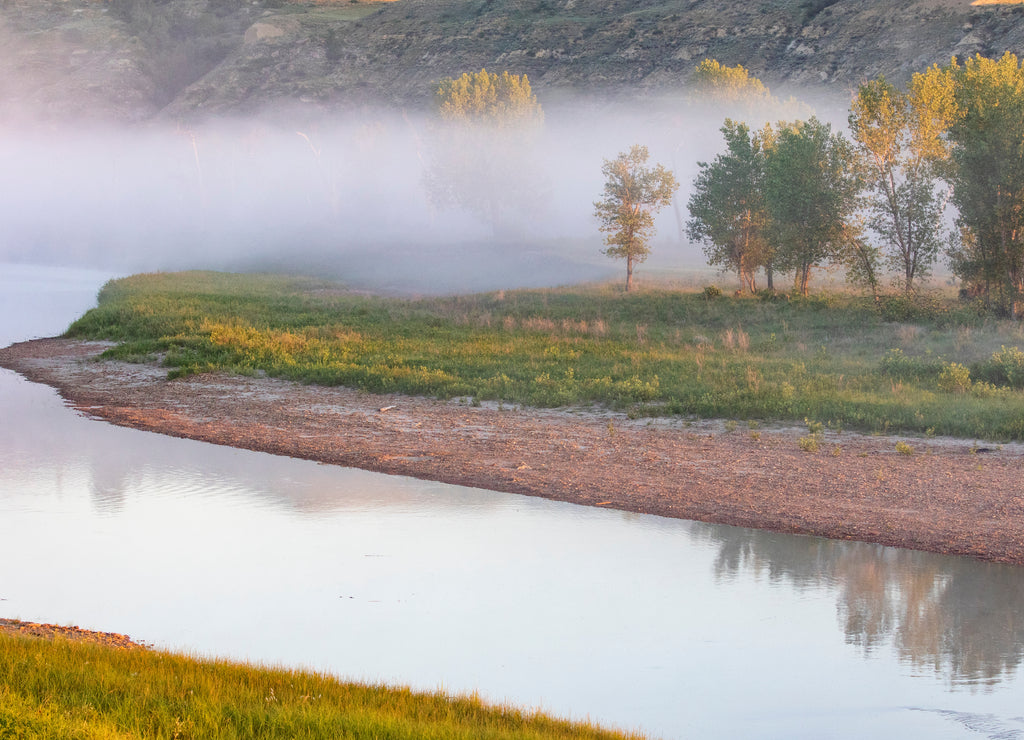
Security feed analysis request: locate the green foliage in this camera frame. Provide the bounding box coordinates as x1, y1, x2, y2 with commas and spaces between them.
895, 440, 914, 455
877, 292, 951, 323
938, 362, 972, 393
687, 120, 772, 293
702, 284, 723, 300
763, 118, 860, 296
798, 435, 820, 452
594, 145, 679, 291
849, 77, 948, 292
945, 53, 1024, 315
0, 633, 637, 740
972, 345, 1024, 388
878, 348, 947, 385
63, 272, 1024, 440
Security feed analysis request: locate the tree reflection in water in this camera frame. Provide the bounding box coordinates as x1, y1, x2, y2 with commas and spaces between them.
703, 526, 1024, 688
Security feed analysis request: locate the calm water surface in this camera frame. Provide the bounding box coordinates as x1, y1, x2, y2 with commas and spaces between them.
1, 264, 1023, 739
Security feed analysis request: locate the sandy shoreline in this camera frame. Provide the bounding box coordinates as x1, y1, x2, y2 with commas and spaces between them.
2, 337, 1023, 565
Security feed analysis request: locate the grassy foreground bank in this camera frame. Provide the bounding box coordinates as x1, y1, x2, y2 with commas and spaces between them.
65, 271, 1024, 440
0, 631, 639, 740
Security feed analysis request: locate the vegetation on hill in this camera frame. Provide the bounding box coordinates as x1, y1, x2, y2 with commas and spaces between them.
8, 0, 1024, 120
0, 631, 639, 739
65, 271, 1024, 440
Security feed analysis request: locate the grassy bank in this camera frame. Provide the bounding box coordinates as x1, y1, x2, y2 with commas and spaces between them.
0, 631, 638, 739
65, 271, 1024, 440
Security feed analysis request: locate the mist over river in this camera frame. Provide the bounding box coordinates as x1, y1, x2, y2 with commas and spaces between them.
1, 263, 1023, 739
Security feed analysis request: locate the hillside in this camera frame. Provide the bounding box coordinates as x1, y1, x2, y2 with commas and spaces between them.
2, 0, 1024, 123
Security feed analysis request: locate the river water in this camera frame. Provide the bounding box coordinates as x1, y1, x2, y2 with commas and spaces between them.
1, 264, 1022, 739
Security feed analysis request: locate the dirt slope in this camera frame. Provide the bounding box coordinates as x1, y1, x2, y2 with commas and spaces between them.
2, 0, 1023, 122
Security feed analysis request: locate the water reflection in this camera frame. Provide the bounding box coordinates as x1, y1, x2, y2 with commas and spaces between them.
704, 526, 1024, 688
4, 264, 1024, 739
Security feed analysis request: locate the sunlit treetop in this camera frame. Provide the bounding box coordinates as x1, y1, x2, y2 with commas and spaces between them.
693, 59, 772, 105
435, 69, 544, 127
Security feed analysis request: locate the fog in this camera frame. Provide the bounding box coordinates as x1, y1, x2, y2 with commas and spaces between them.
0, 94, 848, 294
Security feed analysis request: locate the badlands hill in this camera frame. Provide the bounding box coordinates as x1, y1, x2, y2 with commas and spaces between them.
1, 0, 1023, 123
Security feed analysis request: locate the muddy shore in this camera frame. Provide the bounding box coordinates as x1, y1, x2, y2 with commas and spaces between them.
0, 617, 146, 649
2, 337, 1023, 565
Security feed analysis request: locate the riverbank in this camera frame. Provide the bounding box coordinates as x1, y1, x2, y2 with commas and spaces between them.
0, 618, 637, 740
3, 337, 1023, 565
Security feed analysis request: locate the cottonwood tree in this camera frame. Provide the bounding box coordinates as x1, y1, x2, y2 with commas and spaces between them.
849, 77, 952, 293
944, 53, 1024, 316
424, 69, 544, 236
764, 118, 860, 296
686, 119, 772, 293
693, 59, 772, 107
594, 145, 679, 292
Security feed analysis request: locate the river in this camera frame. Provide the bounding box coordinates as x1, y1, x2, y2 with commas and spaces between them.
1, 263, 1022, 739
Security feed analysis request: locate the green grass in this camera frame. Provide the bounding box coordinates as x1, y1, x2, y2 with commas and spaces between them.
0, 632, 640, 739
64, 270, 1024, 440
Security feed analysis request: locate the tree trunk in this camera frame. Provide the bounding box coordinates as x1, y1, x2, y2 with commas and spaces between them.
626, 257, 634, 292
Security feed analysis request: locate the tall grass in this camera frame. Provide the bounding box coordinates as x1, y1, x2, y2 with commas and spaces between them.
64, 271, 1024, 440
0, 632, 640, 739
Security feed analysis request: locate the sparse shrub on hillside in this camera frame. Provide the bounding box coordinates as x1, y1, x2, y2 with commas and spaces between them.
107, 0, 254, 104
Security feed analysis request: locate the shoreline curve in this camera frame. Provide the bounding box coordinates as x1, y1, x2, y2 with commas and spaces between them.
2, 337, 1023, 565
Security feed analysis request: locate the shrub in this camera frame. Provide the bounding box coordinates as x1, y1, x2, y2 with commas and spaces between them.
702, 284, 722, 300
878, 292, 950, 323
895, 441, 914, 455
937, 362, 971, 394
973, 345, 1024, 388
879, 348, 942, 381
798, 435, 820, 452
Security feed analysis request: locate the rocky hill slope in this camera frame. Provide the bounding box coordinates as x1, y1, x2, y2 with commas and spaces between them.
2, 0, 1023, 123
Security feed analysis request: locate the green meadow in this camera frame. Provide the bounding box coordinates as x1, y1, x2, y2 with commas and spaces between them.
0, 632, 640, 739
65, 271, 1024, 440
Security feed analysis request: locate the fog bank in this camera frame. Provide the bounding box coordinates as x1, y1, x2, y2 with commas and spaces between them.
0, 95, 845, 294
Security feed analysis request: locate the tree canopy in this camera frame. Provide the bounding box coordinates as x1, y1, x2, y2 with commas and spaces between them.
594, 145, 679, 292
849, 77, 950, 292
435, 69, 544, 128
425, 69, 544, 235
686, 120, 772, 293
945, 53, 1024, 315
692, 59, 771, 106
764, 118, 860, 296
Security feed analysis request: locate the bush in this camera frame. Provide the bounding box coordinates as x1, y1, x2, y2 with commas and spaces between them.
973, 345, 1024, 388
878, 293, 950, 323
798, 435, 819, 452
879, 348, 942, 381
937, 362, 971, 394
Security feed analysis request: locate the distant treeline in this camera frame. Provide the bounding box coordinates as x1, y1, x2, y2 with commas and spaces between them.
688, 54, 1024, 317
